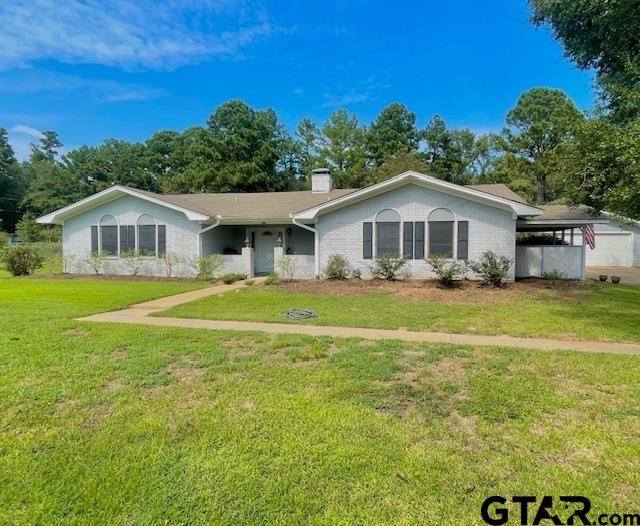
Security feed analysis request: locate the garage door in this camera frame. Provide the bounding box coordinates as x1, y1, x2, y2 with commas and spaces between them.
584, 232, 632, 266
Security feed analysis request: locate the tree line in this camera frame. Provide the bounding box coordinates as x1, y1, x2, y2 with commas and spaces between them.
1, 0, 639, 232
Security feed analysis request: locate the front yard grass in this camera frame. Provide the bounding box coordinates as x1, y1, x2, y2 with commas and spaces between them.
1, 277, 640, 524
157, 279, 640, 343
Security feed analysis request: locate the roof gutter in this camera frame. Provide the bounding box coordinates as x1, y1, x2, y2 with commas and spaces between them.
292, 216, 320, 279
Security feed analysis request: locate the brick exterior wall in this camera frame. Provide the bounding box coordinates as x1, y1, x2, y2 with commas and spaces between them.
316, 183, 517, 279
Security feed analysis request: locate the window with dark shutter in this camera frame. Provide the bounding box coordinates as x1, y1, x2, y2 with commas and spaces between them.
403, 222, 414, 258
363, 222, 373, 259
99, 214, 118, 256
414, 222, 425, 259
158, 225, 166, 255
457, 221, 469, 260
91, 226, 98, 254
428, 208, 455, 258
429, 222, 454, 258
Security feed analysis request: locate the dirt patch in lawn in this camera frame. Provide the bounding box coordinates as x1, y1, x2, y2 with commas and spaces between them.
274, 278, 597, 304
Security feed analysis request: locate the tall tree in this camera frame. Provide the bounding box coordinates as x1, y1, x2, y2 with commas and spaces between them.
0, 128, 23, 231
530, 0, 640, 122
295, 117, 321, 185
29, 130, 62, 163
366, 103, 419, 166
319, 109, 366, 188
498, 88, 582, 204
207, 100, 291, 192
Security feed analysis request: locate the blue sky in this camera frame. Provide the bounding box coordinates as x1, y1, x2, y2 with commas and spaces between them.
0, 0, 595, 160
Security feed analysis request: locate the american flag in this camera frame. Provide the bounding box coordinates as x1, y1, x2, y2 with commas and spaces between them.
583, 224, 596, 250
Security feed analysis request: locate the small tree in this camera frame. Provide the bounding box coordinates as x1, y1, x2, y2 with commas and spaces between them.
0, 245, 44, 276
16, 213, 44, 242
62, 254, 76, 274
370, 254, 409, 281
162, 252, 184, 278
188, 254, 223, 280
426, 255, 464, 287
324, 254, 352, 280
84, 251, 107, 275
120, 251, 145, 276
467, 251, 513, 287
276, 254, 297, 282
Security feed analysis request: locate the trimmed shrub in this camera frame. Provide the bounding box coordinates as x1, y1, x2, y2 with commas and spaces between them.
467, 251, 513, 287
189, 254, 223, 280
1, 245, 44, 276
324, 254, 352, 280
219, 272, 247, 284
426, 255, 464, 287
370, 254, 409, 281
265, 273, 278, 285
120, 251, 145, 276
83, 251, 107, 275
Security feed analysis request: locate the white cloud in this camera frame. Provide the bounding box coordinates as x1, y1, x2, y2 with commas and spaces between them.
9, 125, 43, 140
0, 70, 166, 102
0, 0, 276, 71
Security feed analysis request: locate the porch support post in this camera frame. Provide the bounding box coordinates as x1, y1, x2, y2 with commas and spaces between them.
292, 217, 320, 279
273, 245, 284, 277
242, 246, 254, 278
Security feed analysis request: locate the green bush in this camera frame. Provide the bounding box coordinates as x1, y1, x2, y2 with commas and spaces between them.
265, 273, 278, 285
0, 231, 9, 245
1, 245, 45, 276
542, 269, 567, 282
467, 251, 513, 287
370, 254, 409, 281
219, 272, 247, 284
16, 213, 44, 242
426, 255, 464, 287
324, 254, 352, 280
190, 254, 223, 280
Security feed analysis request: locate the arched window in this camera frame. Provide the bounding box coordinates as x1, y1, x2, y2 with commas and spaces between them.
428, 208, 454, 258
137, 213, 157, 256
375, 209, 401, 256
99, 214, 118, 256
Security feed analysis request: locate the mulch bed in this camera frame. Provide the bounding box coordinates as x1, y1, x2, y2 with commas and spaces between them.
274, 277, 599, 304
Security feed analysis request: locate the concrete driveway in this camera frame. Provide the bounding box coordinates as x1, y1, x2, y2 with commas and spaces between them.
586, 266, 640, 286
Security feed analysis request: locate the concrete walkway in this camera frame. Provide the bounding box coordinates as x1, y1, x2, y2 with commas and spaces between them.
77, 278, 640, 356
586, 266, 640, 287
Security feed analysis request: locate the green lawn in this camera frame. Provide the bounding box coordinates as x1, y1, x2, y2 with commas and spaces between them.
2, 278, 640, 524
157, 281, 640, 343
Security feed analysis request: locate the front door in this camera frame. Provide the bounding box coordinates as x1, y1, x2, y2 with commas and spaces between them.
256, 229, 276, 274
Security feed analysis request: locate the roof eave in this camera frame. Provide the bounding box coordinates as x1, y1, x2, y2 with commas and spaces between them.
293, 171, 543, 220
36, 185, 210, 225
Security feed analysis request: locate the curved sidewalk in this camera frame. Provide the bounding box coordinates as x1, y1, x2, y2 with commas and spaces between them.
76, 279, 640, 356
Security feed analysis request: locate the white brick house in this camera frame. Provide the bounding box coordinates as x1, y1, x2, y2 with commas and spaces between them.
39, 169, 620, 280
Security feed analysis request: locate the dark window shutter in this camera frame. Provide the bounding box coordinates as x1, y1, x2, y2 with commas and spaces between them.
120, 225, 136, 253
91, 226, 98, 254
414, 222, 425, 259
363, 222, 372, 259
457, 221, 469, 260
158, 225, 166, 255
403, 222, 414, 258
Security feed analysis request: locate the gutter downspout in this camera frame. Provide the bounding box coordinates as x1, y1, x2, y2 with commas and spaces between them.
198, 215, 222, 257
292, 216, 320, 279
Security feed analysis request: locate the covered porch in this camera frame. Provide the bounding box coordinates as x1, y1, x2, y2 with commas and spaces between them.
200, 223, 316, 278
515, 220, 594, 280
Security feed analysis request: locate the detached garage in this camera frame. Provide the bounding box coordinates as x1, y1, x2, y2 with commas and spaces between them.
517, 205, 640, 268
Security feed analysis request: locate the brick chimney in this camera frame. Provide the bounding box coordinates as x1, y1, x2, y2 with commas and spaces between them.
311, 168, 332, 193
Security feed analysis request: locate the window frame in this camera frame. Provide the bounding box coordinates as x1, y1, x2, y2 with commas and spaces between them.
374, 208, 402, 257
427, 208, 457, 259
137, 213, 159, 258
98, 214, 119, 257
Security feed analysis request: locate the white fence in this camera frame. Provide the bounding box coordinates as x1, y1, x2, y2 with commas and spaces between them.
515, 245, 585, 280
